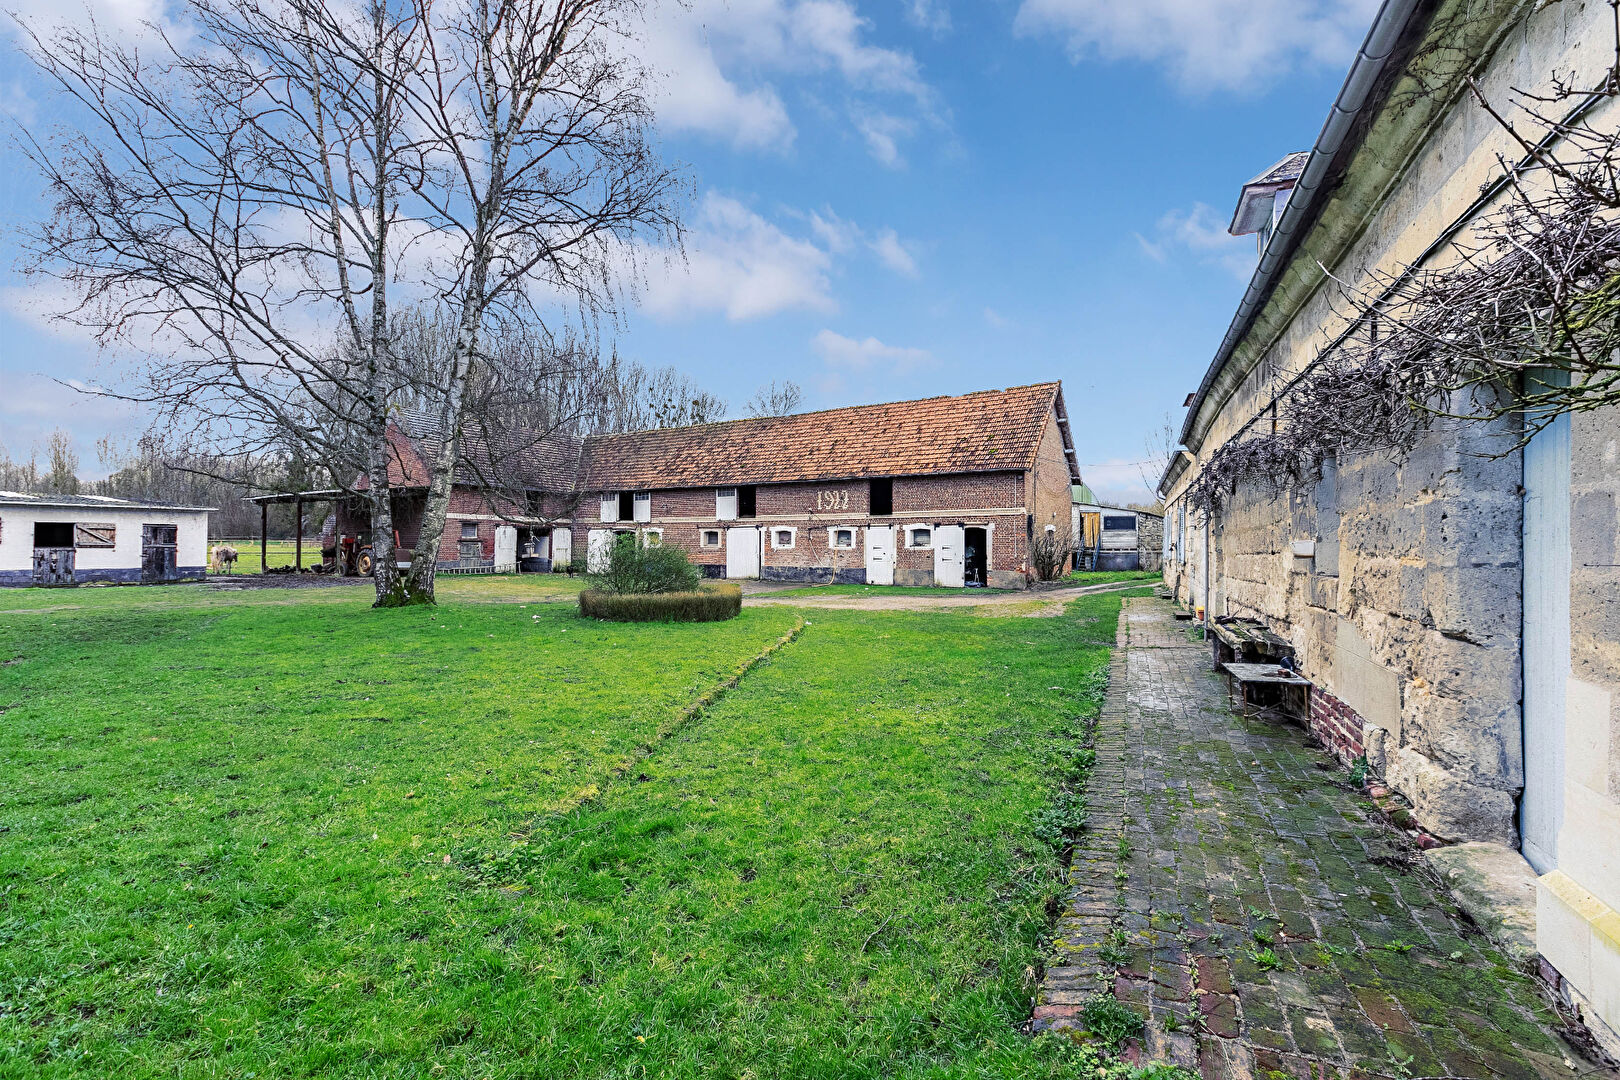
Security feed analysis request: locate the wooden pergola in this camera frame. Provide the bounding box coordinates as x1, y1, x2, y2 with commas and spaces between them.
243, 490, 341, 572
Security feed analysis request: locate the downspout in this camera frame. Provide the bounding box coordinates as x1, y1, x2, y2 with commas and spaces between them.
1180, 0, 1425, 449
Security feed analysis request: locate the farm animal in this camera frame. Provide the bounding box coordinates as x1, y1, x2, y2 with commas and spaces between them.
211, 544, 239, 574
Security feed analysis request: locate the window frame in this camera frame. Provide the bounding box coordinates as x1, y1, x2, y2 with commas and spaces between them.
700, 529, 723, 549
599, 493, 619, 523
633, 492, 652, 523
460, 521, 481, 541
642, 528, 663, 547
770, 526, 796, 550
905, 524, 933, 550
1103, 514, 1136, 532
829, 526, 857, 550
715, 487, 738, 521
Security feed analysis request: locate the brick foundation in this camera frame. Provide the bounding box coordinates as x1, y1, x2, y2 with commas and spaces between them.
1307, 685, 1366, 768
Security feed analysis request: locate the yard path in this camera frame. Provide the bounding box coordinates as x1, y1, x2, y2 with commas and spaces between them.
1035, 596, 1613, 1079
743, 579, 1150, 615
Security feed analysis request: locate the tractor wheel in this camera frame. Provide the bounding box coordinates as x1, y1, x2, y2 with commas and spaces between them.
356, 547, 375, 576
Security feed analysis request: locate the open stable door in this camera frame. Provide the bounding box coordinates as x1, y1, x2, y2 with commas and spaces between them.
934, 525, 965, 588
865, 525, 895, 585
725, 527, 761, 579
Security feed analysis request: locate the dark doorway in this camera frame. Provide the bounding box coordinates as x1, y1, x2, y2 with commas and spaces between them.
964, 526, 988, 586
32, 522, 76, 585
617, 491, 635, 520
869, 478, 893, 516
33, 522, 74, 547
142, 524, 179, 582
737, 485, 757, 518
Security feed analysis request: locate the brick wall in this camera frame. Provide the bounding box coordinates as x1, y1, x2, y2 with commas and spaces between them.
573, 470, 1034, 583
1309, 686, 1367, 769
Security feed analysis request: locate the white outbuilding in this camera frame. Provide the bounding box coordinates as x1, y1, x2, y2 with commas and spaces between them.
0, 492, 211, 587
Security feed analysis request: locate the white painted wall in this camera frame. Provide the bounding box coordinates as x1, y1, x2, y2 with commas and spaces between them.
0, 503, 208, 575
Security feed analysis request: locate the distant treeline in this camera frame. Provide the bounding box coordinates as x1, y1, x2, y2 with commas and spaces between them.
1, 432, 318, 539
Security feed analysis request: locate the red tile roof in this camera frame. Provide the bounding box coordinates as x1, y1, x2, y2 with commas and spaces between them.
584, 382, 1071, 490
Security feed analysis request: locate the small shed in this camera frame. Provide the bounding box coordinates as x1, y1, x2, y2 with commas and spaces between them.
0, 492, 211, 587
1072, 494, 1164, 572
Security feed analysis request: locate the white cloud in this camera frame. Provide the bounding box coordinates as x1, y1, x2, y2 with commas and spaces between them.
645, 0, 940, 163
1077, 458, 1157, 507
853, 110, 912, 168
983, 306, 1010, 328
640, 193, 836, 321
808, 207, 862, 254
641, 11, 796, 151
811, 328, 931, 370
868, 228, 917, 276
1012, 0, 1380, 93
1136, 202, 1256, 281
904, 0, 951, 35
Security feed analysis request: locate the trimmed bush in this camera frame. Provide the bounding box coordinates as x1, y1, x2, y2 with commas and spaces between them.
579, 586, 742, 622
589, 537, 701, 594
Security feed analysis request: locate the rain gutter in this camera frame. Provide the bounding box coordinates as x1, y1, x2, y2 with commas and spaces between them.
1178, 0, 1427, 449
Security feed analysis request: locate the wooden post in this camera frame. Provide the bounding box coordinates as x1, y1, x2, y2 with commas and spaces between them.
260, 502, 269, 573
294, 497, 303, 571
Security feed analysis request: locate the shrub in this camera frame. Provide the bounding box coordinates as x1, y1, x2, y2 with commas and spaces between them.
579, 586, 741, 622
589, 536, 700, 594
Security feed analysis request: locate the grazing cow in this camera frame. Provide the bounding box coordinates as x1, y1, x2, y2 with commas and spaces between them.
211, 545, 239, 574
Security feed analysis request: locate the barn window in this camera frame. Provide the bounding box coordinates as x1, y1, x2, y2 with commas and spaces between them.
643, 529, 663, 547
33, 522, 74, 548
737, 486, 757, 518
701, 529, 722, 548
716, 488, 738, 520
772, 527, 795, 550
1103, 515, 1136, 531
907, 526, 932, 549
633, 492, 652, 522
600, 493, 619, 523
869, 478, 893, 516
618, 492, 635, 521
831, 527, 855, 550
460, 522, 479, 540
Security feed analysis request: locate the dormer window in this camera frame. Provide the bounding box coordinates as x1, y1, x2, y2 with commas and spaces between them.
1229, 150, 1309, 256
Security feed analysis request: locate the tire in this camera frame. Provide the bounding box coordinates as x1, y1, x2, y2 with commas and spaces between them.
356, 547, 375, 576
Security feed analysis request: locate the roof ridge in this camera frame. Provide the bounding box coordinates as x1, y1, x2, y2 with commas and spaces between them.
588, 381, 1061, 442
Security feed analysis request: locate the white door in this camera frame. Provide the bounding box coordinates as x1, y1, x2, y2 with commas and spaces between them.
494, 526, 518, 573
865, 525, 895, 586
934, 525, 965, 588
725, 527, 760, 579
552, 529, 571, 569
1521, 373, 1571, 873
586, 529, 613, 574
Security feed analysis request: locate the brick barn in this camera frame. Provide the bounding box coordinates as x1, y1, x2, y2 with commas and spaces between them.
578, 382, 1081, 588
298, 382, 1081, 588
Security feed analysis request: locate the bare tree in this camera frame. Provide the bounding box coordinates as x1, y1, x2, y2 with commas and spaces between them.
1029, 524, 1075, 582
744, 379, 802, 418
15, 0, 683, 606
42, 430, 81, 494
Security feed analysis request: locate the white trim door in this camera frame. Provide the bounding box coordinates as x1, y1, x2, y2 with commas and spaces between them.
1521, 373, 1571, 873
725, 527, 760, 579
934, 525, 965, 588
552, 529, 571, 568
587, 529, 613, 574
494, 526, 518, 573
865, 525, 895, 585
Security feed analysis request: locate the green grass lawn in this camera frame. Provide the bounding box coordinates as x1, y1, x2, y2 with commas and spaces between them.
1063, 570, 1162, 586
0, 579, 1142, 1077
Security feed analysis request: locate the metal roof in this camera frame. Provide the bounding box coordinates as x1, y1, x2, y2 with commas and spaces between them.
0, 491, 213, 512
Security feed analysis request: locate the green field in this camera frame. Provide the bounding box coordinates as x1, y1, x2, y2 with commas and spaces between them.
1062, 570, 1162, 586
0, 578, 1143, 1077
211, 539, 312, 572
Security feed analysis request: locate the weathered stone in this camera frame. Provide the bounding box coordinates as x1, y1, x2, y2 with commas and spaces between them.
1423, 841, 1538, 964
1385, 746, 1518, 845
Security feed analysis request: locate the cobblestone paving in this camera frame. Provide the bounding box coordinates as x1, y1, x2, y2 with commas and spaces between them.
1034, 597, 1614, 1080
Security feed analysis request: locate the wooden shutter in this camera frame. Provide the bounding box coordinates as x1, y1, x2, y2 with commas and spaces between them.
74, 523, 117, 548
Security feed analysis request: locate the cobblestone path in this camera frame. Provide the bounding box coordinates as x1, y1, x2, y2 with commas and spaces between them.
1034, 597, 1613, 1080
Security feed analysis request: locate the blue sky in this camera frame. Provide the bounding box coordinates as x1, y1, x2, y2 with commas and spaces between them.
0, 0, 1379, 501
